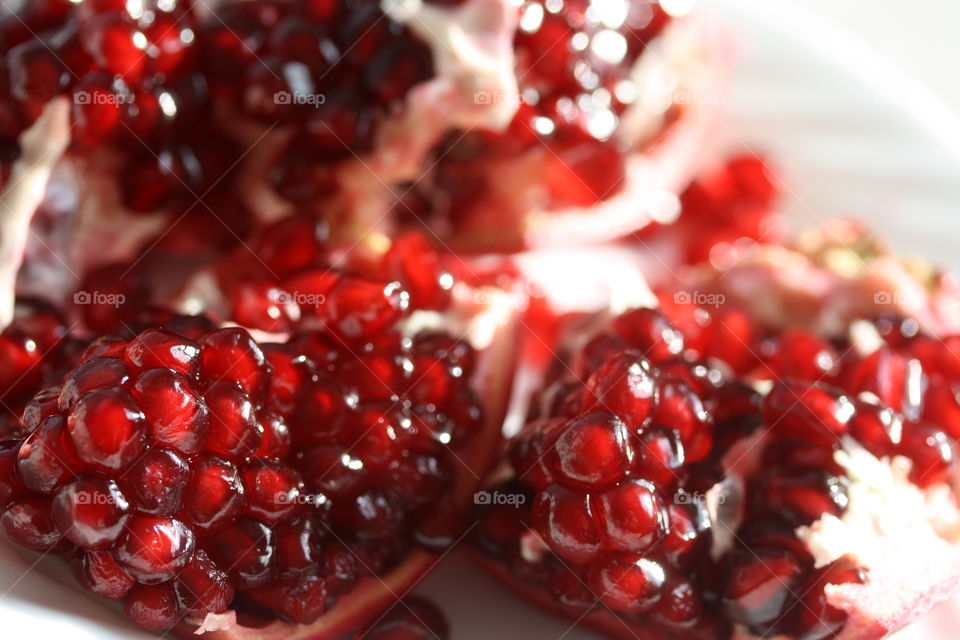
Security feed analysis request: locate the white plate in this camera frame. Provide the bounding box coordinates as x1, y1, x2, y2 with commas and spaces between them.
4, 0, 960, 638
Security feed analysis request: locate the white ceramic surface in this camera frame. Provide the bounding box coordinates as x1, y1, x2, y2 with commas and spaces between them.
4, 0, 960, 638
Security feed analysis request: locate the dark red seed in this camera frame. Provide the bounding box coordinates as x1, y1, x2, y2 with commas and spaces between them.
17, 415, 82, 493
652, 377, 712, 462
81, 11, 147, 82
596, 478, 667, 554
230, 278, 293, 333
256, 409, 292, 459
205, 517, 277, 588
899, 424, 954, 488
204, 381, 262, 459
52, 477, 129, 550
721, 548, 804, 629
550, 411, 635, 489
276, 518, 322, 578
574, 332, 630, 379
383, 233, 454, 311
58, 357, 130, 411
634, 424, 685, 489
588, 552, 665, 613
124, 582, 182, 631
322, 278, 409, 341
200, 327, 270, 397
846, 349, 925, 421
115, 516, 195, 583
125, 329, 201, 378
612, 308, 684, 363
531, 485, 602, 563
332, 489, 403, 543
1, 497, 61, 549
183, 456, 244, 531
659, 495, 712, 568
580, 353, 655, 427
119, 447, 189, 515
255, 213, 330, 277
245, 575, 328, 625
849, 398, 903, 457
297, 445, 367, 501
365, 596, 450, 640
133, 368, 209, 455
290, 374, 355, 444
241, 460, 304, 524
174, 549, 235, 617
762, 381, 855, 447
750, 468, 848, 527
764, 328, 838, 381
651, 576, 704, 631
72, 550, 135, 600
0, 443, 23, 507
784, 557, 865, 640
68, 387, 146, 471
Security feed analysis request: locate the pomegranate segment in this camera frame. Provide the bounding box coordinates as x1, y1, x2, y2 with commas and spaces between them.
0, 302, 514, 638
475, 284, 960, 639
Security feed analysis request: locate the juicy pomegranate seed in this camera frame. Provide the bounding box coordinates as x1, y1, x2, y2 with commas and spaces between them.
52, 476, 130, 550
119, 447, 189, 515
115, 516, 196, 583
68, 387, 146, 471
204, 381, 262, 458
1, 497, 61, 549
174, 550, 235, 617
532, 485, 602, 564
125, 328, 201, 378
133, 368, 209, 454
182, 455, 244, 531
721, 548, 805, 630
550, 411, 635, 489
588, 552, 665, 613
580, 353, 655, 427
762, 381, 855, 446
58, 357, 130, 411
612, 308, 684, 362
241, 460, 304, 524
206, 517, 276, 588
124, 582, 182, 631
17, 415, 83, 493
596, 478, 667, 554
200, 327, 270, 396
72, 550, 136, 600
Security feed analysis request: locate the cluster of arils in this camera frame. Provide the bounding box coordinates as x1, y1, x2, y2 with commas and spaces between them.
477, 293, 960, 639
0, 291, 483, 632
403, 0, 672, 237
0, 0, 434, 242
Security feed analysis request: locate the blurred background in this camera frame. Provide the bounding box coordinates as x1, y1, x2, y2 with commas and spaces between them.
807, 0, 960, 113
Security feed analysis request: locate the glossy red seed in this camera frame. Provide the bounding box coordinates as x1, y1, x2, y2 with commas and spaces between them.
206, 517, 276, 588
68, 387, 146, 471
58, 357, 130, 411
143, 12, 193, 77
73, 550, 135, 600
256, 409, 292, 459
785, 558, 865, 640
509, 418, 564, 491
922, 383, 960, 441
659, 496, 712, 568
849, 398, 903, 457
847, 349, 925, 421
16, 415, 82, 493
21, 387, 60, 433
550, 411, 634, 489
204, 381, 262, 459
1, 497, 61, 549
612, 308, 684, 363
119, 447, 189, 515
332, 489, 403, 543
634, 424, 685, 489
721, 548, 804, 629
596, 478, 667, 554
255, 213, 329, 276
701, 307, 757, 374
245, 575, 328, 625
125, 329, 201, 378
290, 373, 354, 444
133, 368, 209, 454
241, 460, 303, 524
183, 456, 244, 531
652, 377, 712, 462
349, 404, 413, 469
580, 353, 655, 427
52, 477, 129, 550
531, 485, 602, 563
588, 552, 665, 613
899, 424, 954, 488
574, 332, 629, 379
297, 445, 367, 501
200, 327, 270, 397
322, 278, 410, 341
230, 278, 292, 333
651, 576, 704, 631
764, 328, 837, 381
82, 336, 128, 360
762, 440, 843, 476
124, 582, 182, 631
174, 550, 235, 617
383, 233, 454, 311
262, 344, 315, 418
276, 518, 322, 578
0, 443, 23, 506
750, 468, 848, 527
115, 516, 195, 585
762, 381, 855, 446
